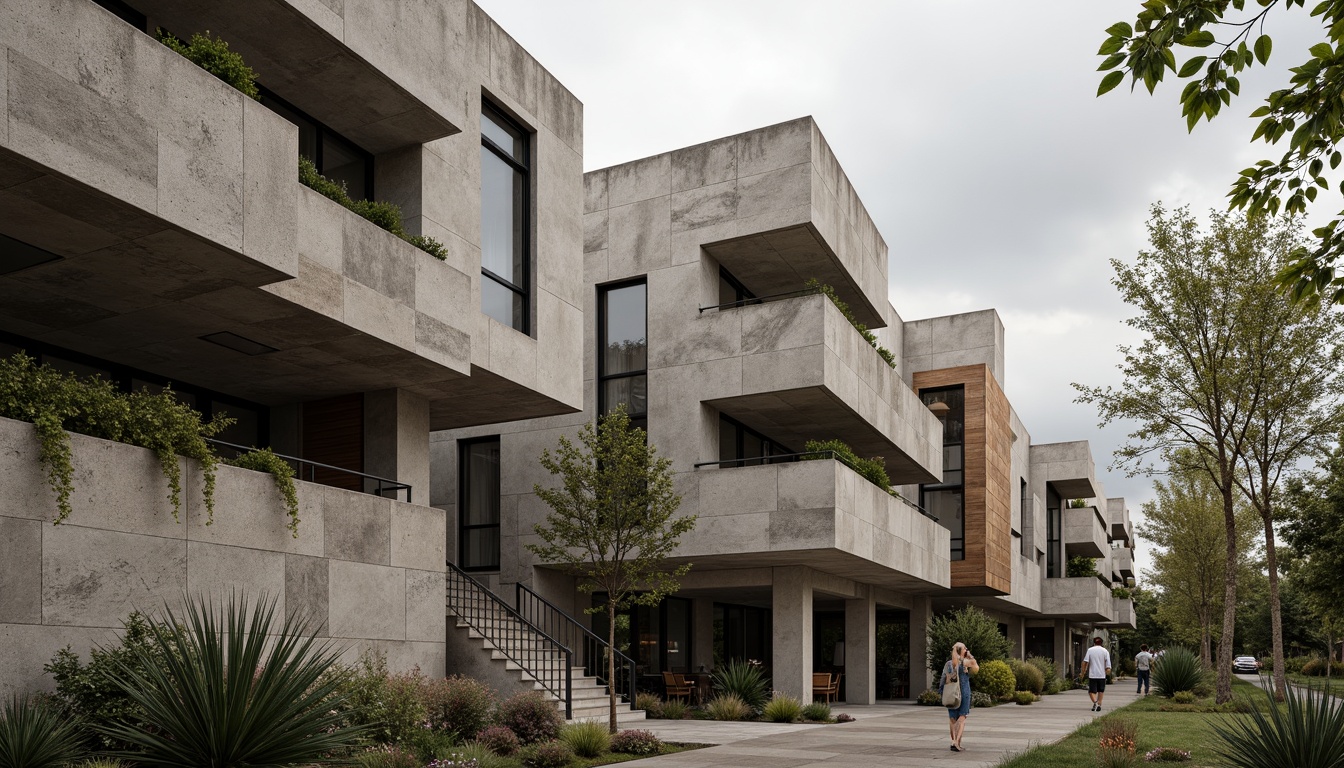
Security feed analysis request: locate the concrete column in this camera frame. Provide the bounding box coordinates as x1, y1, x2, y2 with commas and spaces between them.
363, 388, 430, 503
1054, 620, 1070, 675
772, 565, 813, 700
909, 596, 933, 693
692, 598, 715, 673
844, 591, 876, 704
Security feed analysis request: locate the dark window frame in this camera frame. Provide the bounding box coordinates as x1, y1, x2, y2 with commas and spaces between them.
717, 267, 757, 307
718, 413, 793, 468
480, 100, 532, 334
1020, 478, 1030, 558
1046, 486, 1063, 578
597, 277, 648, 430
458, 436, 502, 572
258, 86, 375, 201
919, 384, 966, 562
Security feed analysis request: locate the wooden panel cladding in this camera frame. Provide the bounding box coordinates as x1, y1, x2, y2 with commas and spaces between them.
301, 393, 364, 492
914, 365, 1013, 595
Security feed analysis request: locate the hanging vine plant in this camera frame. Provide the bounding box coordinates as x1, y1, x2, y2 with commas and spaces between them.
0, 353, 230, 524
227, 447, 301, 537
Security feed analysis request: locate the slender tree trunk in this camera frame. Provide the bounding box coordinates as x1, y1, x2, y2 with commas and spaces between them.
608, 601, 618, 734
1262, 508, 1287, 701
1217, 481, 1237, 704
1200, 619, 1212, 667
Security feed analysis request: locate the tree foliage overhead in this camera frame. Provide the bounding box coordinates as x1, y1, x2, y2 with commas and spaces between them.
1285, 439, 1344, 629
1097, 0, 1344, 303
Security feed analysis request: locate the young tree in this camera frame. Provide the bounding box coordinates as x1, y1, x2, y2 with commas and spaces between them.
1094, 2, 1344, 304
1076, 206, 1267, 702
1285, 441, 1344, 664
527, 406, 696, 733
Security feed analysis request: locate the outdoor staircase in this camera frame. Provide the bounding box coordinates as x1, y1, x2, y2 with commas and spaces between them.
445, 563, 645, 725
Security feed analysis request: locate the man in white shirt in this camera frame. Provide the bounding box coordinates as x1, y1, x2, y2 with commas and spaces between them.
1135, 644, 1154, 695
1081, 636, 1112, 712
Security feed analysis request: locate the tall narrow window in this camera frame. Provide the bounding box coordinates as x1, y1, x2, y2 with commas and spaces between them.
480, 102, 530, 332
460, 437, 501, 571
1046, 486, 1063, 578
1020, 478, 1030, 558
920, 386, 965, 561
598, 280, 647, 432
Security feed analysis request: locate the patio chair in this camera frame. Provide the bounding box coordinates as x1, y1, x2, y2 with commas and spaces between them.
812, 672, 839, 702
663, 670, 695, 702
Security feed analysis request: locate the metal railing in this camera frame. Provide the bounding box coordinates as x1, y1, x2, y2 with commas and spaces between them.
697, 286, 821, 314
515, 583, 637, 712
693, 450, 938, 521
206, 438, 412, 503
446, 562, 573, 718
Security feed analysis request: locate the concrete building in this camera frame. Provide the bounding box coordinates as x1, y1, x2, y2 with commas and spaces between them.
433, 120, 1138, 704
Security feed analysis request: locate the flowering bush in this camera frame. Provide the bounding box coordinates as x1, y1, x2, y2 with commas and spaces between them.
916, 689, 942, 706
970, 691, 994, 708
354, 745, 421, 768
475, 725, 520, 756
497, 692, 563, 745
834, 713, 856, 723
519, 740, 573, 768
421, 676, 496, 740
427, 756, 480, 768
1144, 747, 1192, 762
611, 729, 662, 755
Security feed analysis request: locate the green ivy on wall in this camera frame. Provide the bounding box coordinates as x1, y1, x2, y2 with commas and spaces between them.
299, 158, 449, 260
802, 438, 895, 496
227, 447, 300, 537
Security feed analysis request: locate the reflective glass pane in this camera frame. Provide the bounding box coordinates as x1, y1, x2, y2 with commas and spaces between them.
323, 136, 368, 201
742, 431, 764, 466
481, 148, 525, 285
718, 418, 739, 463
602, 283, 646, 374
214, 404, 260, 448
463, 441, 501, 526
463, 527, 500, 570
483, 276, 525, 330
601, 375, 647, 417
665, 599, 691, 672
481, 108, 523, 160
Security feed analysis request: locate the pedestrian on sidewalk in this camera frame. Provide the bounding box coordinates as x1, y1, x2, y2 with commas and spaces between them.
938, 642, 978, 753
1135, 644, 1153, 695
1082, 637, 1112, 712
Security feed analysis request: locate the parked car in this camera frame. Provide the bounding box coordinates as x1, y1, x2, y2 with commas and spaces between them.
1233, 656, 1261, 674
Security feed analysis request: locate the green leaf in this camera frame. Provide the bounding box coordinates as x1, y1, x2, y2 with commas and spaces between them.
1099, 37, 1125, 56
1099, 53, 1126, 71
1180, 30, 1217, 48
1178, 56, 1208, 77
1098, 70, 1125, 97
1254, 34, 1272, 65
1106, 21, 1134, 38
1311, 42, 1335, 58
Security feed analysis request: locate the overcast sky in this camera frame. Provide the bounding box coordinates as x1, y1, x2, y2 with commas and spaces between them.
475, 0, 1327, 574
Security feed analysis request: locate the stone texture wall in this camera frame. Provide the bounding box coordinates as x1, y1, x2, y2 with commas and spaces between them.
0, 416, 446, 697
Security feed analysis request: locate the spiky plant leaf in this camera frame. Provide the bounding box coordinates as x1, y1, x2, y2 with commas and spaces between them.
1211, 682, 1344, 768
0, 695, 86, 768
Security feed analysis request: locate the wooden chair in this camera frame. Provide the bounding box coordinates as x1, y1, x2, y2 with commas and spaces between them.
812, 672, 839, 702
663, 670, 694, 702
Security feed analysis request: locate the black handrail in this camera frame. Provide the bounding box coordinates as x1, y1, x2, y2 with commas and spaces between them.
446, 562, 573, 719
697, 286, 821, 314
207, 438, 412, 503
515, 583, 638, 714
692, 451, 938, 522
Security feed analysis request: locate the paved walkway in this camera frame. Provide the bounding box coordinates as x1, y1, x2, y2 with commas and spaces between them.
627, 687, 1141, 767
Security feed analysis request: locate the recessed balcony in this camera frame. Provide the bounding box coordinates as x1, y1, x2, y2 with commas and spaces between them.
1101, 597, 1136, 630
1063, 505, 1109, 559
1114, 546, 1134, 580
1031, 441, 1099, 499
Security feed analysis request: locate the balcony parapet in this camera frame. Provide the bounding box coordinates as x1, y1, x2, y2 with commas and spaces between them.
1063, 505, 1109, 559
1041, 575, 1113, 621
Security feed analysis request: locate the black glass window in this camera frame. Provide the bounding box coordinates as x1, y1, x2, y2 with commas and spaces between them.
717, 267, 757, 308
1020, 478, 1030, 557
718, 415, 792, 467
598, 280, 647, 432
1046, 486, 1063, 578
592, 594, 693, 675
920, 386, 965, 561
481, 103, 530, 332
260, 88, 373, 201
460, 438, 501, 571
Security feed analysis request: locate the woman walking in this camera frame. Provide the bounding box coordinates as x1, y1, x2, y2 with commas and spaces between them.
937, 642, 979, 752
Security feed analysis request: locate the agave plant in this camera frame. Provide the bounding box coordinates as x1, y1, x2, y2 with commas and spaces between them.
1211, 683, 1344, 768
1152, 647, 1204, 698
710, 660, 770, 711
0, 695, 86, 768
97, 593, 362, 767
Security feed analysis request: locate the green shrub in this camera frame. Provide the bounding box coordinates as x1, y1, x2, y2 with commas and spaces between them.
925, 605, 1014, 674
559, 721, 610, 758
1143, 747, 1192, 762
405, 727, 459, 762
916, 689, 943, 706
0, 694, 86, 768
227, 447, 300, 536
1152, 648, 1204, 699
970, 691, 994, 708
704, 694, 754, 721
0, 353, 230, 525
1066, 555, 1099, 578
44, 612, 163, 751
422, 675, 496, 741
635, 692, 662, 718
340, 650, 427, 744
475, 726, 520, 756
711, 660, 770, 712
1009, 658, 1045, 694
972, 660, 1016, 699
1013, 690, 1034, 705
804, 278, 897, 368
1045, 677, 1065, 695
802, 439, 894, 496
355, 745, 421, 768
451, 742, 513, 768
800, 702, 832, 722
1284, 655, 1314, 675
1027, 655, 1059, 683
761, 694, 803, 723
1212, 683, 1344, 768
156, 29, 260, 99
658, 698, 687, 720
519, 741, 573, 768
610, 729, 662, 755
297, 157, 448, 261
1301, 658, 1344, 677
1111, 587, 1133, 599
497, 692, 563, 745
92, 593, 360, 765
1172, 691, 1197, 704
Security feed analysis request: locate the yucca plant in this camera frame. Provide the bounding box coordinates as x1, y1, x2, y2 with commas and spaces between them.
560, 721, 611, 758
1211, 683, 1344, 768
1152, 647, 1204, 698
97, 593, 363, 766
761, 694, 803, 723
0, 695, 86, 768
711, 660, 770, 711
